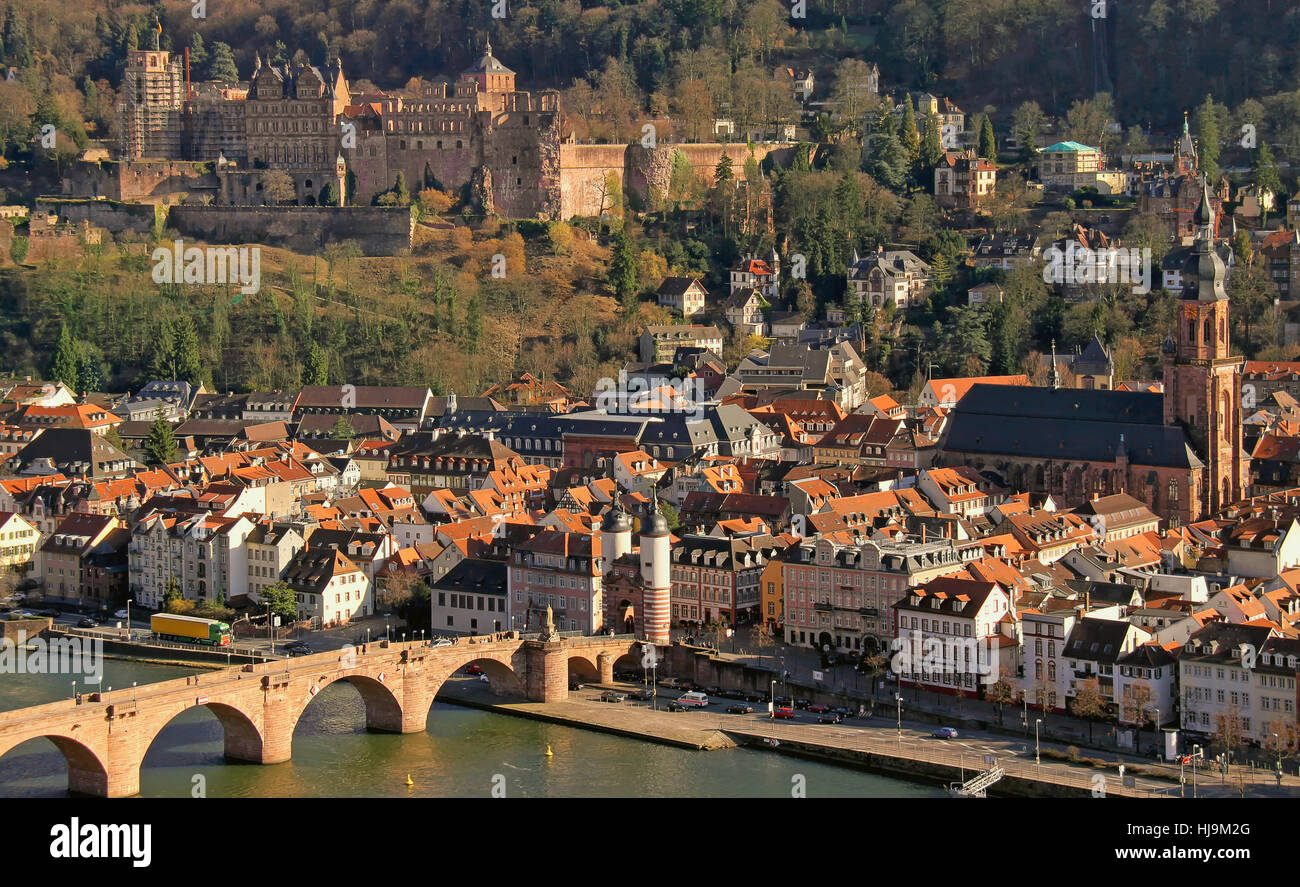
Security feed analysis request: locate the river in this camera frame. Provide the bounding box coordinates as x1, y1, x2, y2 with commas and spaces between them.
0, 659, 944, 798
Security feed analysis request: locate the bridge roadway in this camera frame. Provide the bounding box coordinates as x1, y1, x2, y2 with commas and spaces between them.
0, 632, 643, 797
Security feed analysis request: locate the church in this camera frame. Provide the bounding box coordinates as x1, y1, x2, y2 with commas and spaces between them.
939, 182, 1249, 526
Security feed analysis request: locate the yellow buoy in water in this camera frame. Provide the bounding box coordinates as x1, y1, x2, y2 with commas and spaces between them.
405, 773, 414, 786
545, 745, 554, 758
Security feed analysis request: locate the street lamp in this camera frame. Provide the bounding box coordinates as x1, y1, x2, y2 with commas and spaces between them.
770, 679, 776, 722
1035, 718, 1042, 773
896, 695, 903, 747
125, 597, 133, 642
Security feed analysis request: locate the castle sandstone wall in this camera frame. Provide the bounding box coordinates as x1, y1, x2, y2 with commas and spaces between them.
37, 199, 159, 235
168, 205, 413, 255
560, 143, 797, 218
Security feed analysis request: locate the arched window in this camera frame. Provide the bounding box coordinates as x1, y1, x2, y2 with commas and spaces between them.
1048, 662, 1056, 682
1035, 660, 1043, 681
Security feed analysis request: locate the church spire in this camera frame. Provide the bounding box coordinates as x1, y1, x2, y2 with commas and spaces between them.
1050, 339, 1061, 390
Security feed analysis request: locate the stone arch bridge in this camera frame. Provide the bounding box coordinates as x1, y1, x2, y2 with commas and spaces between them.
0, 633, 645, 797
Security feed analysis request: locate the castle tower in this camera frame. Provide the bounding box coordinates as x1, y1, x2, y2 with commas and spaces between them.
639, 494, 672, 647
118, 19, 184, 160
1163, 179, 1248, 520
461, 38, 516, 99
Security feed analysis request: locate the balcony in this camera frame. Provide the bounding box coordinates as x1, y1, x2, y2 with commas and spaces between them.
814, 601, 833, 612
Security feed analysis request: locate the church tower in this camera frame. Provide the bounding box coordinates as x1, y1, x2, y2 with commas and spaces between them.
1162, 179, 1248, 520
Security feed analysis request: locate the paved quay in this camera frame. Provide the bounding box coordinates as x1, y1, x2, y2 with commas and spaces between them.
433, 679, 1218, 797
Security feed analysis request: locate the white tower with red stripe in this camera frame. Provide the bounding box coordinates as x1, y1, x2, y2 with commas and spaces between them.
640, 493, 672, 647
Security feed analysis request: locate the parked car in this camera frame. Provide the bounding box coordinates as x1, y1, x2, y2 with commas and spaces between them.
792, 699, 811, 710
774, 696, 792, 707
600, 691, 626, 703
677, 681, 700, 692
569, 680, 584, 691
629, 688, 654, 701
831, 706, 855, 718
743, 691, 766, 702
725, 703, 754, 714
807, 703, 831, 714
38, 609, 59, 618
932, 727, 959, 740
817, 713, 843, 724
77, 617, 98, 628
113, 609, 129, 620
431, 639, 453, 648
666, 701, 686, 712
657, 677, 680, 688
772, 707, 796, 720
704, 686, 723, 696
288, 645, 315, 656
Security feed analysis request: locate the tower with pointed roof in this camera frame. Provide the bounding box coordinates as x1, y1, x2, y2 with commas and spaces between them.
1163, 178, 1248, 518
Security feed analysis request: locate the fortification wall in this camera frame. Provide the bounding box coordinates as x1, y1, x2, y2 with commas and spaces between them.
62, 160, 218, 204
167, 206, 413, 255
36, 199, 159, 235
560, 143, 797, 218
559, 144, 628, 220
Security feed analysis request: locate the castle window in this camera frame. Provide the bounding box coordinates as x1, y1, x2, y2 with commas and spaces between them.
457, 140, 463, 149
417, 141, 423, 150
437, 140, 442, 149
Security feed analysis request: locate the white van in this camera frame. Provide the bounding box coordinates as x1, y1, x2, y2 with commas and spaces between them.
676, 691, 709, 707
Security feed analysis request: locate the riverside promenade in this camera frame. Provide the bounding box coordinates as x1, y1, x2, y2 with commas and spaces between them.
435, 678, 1238, 798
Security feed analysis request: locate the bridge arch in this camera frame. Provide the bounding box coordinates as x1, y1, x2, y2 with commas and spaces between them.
566, 654, 600, 682
452, 654, 526, 696
292, 672, 406, 735
0, 733, 109, 797
137, 700, 267, 768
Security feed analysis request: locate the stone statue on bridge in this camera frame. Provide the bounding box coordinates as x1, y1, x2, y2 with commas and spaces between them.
539, 605, 560, 642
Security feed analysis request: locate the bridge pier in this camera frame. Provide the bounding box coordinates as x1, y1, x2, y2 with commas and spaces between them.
597, 652, 615, 685
258, 676, 296, 765
523, 640, 568, 702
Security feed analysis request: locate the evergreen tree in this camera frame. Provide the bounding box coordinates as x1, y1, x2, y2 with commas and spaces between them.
208, 42, 238, 83
979, 115, 997, 161
714, 153, 734, 187
330, 415, 354, 441
393, 172, 410, 206
145, 410, 178, 465
148, 316, 176, 377
188, 32, 207, 70
1194, 94, 1221, 180
47, 323, 80, 390
899, 93, 920, 166
162, 576, 182, 609
609, 230, 638, 310
172, 314, 202, 385
78, 353, 104, 394
302, 342, 328, 386
920, 111, 944, 171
